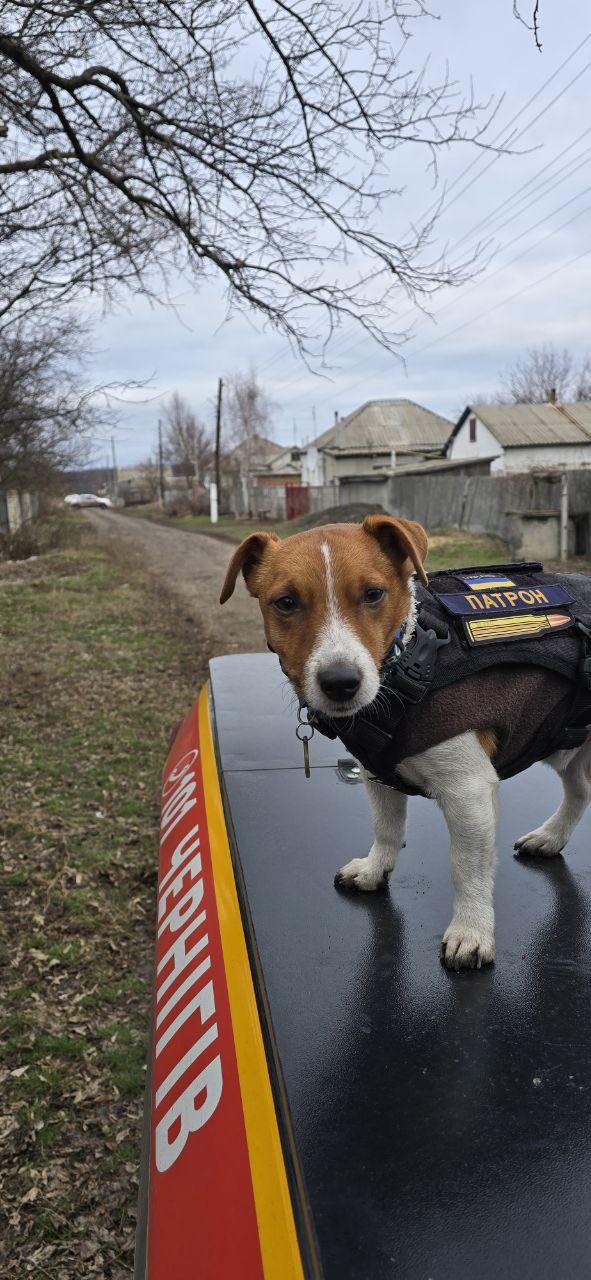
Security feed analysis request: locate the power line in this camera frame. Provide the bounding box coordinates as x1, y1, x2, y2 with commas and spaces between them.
416, 32, 591, 225
266, 166, 591, 406
296, 246, 591, 416
406, 186, 591, 343
445, 125, 591, 254
268, 120, 591, 410
409, 246, 591, 356
427, 56, 591, 225
256, 32, 591, 385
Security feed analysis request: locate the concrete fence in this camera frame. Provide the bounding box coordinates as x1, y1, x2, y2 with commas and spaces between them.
0, 489, 39, 535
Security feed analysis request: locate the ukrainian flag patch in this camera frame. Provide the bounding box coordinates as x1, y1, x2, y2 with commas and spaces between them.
460, 572, 516, 590
464, 611, 573, 645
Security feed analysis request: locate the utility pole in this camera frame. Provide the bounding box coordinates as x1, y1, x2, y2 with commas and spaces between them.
158, 418, 165, 507
215, 378, 223, 497
560, 471, 569, 562
211, 377, 223, 525
110, 437, 118, 501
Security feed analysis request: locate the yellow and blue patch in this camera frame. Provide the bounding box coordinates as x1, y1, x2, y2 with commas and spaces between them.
460, 572, 516, 590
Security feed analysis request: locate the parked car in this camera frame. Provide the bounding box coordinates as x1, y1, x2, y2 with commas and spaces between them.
64, 493, 112, 509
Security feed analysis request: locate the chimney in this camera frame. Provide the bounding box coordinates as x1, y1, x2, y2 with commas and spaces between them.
549, 387, 557, 404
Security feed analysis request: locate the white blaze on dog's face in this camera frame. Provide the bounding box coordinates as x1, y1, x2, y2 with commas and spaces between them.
220, 516, 428, 717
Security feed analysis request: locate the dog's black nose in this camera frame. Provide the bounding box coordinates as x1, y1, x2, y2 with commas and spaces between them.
318, 663, 361, 701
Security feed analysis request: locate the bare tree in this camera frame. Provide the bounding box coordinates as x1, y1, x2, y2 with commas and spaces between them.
225, 368, 276, 513
226, 370, 275, 451
0, 2, 500, 354
0, 317, 110, 491
573, 354, 591, 402
162, 392, 213, 486
499, 345, 591, 404
136, 452, 161, 502
500, 345, 574, 404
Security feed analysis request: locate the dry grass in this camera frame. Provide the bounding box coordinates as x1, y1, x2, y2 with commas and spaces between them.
0, 512, 202, 1278
124, 504, 511, 566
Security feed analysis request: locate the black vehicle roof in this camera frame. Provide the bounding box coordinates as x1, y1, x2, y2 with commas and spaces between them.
210, 653, 591, 1280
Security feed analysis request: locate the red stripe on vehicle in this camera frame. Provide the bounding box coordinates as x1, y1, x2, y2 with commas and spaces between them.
147, 703, 264, 1280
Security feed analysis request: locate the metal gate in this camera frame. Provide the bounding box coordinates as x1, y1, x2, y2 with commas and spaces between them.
285, 486, 310, 520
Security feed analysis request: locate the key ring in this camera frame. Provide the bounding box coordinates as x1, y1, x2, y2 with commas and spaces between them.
296, 706, 315, 778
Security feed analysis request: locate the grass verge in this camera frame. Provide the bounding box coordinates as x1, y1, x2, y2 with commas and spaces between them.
0, 512, 202, 1279
123, 504, 510, 566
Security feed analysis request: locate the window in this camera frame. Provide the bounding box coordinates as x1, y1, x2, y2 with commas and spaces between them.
469, 416, 477, 443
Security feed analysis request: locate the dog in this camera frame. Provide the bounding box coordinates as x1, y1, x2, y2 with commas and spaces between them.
220, 515, 591, 970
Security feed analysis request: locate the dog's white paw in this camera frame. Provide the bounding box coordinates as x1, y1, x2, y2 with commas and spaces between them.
334, 857, 387, 892
441, 921, 495, 970
514, 823, 566, 857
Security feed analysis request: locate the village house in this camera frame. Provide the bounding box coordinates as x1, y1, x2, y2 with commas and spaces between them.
448, 401, 591, 472
223, 433, 284, 514
299, 399, 452, 485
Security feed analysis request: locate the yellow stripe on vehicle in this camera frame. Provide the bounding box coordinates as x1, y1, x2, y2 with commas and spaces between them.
198, 685, 305, 1280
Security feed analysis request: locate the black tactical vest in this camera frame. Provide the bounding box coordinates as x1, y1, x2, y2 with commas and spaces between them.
309, 561, 591, 793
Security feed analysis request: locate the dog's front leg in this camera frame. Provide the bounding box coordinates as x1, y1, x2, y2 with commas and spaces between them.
399, 733, 497, 969
335, 770, 407, 891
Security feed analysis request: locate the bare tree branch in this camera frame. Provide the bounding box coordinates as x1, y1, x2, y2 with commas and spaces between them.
0, 1, 503, 354
513, 1, 542, 52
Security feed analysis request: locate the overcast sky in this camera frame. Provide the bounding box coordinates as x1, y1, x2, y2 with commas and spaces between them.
86, 1, 591, 467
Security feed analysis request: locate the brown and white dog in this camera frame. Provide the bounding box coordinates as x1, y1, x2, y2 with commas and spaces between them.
220, 515, 591, 970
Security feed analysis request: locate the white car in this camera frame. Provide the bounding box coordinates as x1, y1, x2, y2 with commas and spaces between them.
64, 493, 112, 509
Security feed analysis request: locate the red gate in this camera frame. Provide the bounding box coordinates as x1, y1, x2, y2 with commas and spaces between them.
285, 486, 310, 521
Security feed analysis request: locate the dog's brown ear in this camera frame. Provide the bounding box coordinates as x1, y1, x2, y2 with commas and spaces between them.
220, 531, 280, 603
362, 515, 428, 586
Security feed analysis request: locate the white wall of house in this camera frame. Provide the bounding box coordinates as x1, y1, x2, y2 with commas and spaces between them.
330, 453, 392, 479
492, 444, 591, 473
302, 449, 398, 484
301, 445, 324, 486
450, 413, 591, 473
447, 414, 503, 464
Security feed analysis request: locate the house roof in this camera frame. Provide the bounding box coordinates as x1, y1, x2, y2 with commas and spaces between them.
453, 403, 591, 449
260, 445, 302, 475
311, 400, 452, 453
225, 434, 283, 464
392, 454, 497, 476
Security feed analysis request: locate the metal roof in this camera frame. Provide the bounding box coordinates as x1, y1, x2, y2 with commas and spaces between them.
311, 400, 452, 452
464, 403, 591, 447
225, 434, 283, 463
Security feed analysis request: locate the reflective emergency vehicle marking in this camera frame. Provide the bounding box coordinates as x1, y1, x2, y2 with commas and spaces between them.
438, 583, 572, 616
464, 610, 573, 645
147, 691, 304, 1280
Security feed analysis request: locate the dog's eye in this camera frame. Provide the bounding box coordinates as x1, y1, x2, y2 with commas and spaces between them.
363, 586, 385, 605
273, 594, 299, 614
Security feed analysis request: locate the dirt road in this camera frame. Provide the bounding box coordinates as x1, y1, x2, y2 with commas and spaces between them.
85, 509, 266, 655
